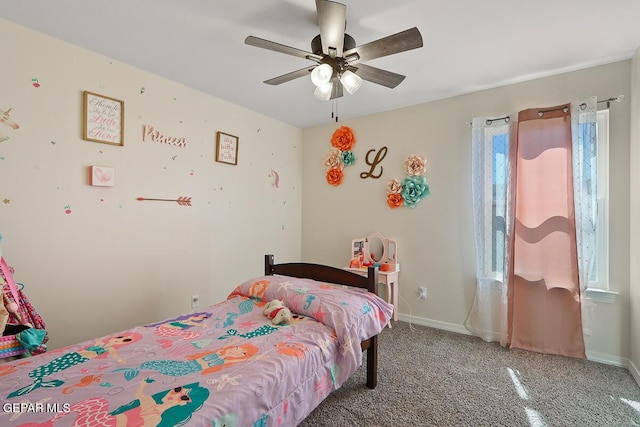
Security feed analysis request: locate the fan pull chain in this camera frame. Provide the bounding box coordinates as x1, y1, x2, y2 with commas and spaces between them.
329, 100, 340, 123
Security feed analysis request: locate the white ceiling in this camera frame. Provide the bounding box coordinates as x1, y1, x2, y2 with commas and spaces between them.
2, 0, 640, 129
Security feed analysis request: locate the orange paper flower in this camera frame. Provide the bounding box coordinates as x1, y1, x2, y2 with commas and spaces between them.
387, 193, 404, 208
331, 126, 356, 151
326, 168, 344, 186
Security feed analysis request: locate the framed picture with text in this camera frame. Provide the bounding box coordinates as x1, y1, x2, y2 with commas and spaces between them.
215, 131, 239, 165
82, 91, 124, 146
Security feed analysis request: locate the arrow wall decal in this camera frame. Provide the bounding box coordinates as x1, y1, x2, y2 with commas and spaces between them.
137, 196, 192, 206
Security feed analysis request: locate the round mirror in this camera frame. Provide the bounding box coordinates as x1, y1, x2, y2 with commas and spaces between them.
387, 241, 397, 262
367, 235, 385, 263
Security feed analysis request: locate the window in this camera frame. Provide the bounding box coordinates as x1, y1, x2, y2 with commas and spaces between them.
491, 133, 508, 276
589, 109, 609, 290
478, 125, 509, 279
480, 111, 610, 291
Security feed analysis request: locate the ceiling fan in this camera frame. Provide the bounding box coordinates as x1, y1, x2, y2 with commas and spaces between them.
245, 0, 423, 101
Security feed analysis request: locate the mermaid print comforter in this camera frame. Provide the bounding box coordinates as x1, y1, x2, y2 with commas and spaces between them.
0, 274, 393, 426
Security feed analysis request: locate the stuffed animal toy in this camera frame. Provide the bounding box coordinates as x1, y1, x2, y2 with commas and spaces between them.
263, 299, 292, 325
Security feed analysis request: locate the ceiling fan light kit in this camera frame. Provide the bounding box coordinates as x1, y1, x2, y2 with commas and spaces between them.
311, 63, 334, 87
314, 82, 334, 101
339, 70, 362, 95
245, 0, 423, 102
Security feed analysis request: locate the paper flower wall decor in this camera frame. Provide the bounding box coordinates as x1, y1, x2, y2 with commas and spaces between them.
323, 126, 356, 186
386, 155, 430, 209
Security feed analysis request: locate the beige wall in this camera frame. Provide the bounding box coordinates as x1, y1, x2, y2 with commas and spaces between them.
630, 49, 640, 382
302, 61, 633, 366
0, 19, 303, 349
2, 18, 636, 374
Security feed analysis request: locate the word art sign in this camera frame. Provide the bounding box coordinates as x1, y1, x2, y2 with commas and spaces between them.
143, 125, 187, 148
82, 91, 124, 146
216, 131, 239, 165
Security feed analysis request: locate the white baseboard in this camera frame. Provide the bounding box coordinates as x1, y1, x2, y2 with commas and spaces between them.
585, 350, 627, 368
397, 313, 471, 336
396, 313, 639, 381
629, 358, 640, 387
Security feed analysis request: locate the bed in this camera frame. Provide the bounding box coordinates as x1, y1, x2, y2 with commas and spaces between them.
0, 254, 392, 426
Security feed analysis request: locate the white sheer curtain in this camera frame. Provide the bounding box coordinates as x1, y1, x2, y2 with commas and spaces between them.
571, 96, 598, 287
465, 117, 515, 346
466, 97, 597, 349
571, 96, 598, 332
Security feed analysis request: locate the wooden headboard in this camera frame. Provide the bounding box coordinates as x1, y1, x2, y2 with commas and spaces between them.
264, 254, 378, 294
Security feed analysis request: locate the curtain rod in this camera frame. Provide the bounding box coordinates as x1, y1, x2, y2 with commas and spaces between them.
467, 95, 625, 126
538, 95, 625, 116
537, 105, 570, 116
484, 116, 510, 125
593, 94, 625, 108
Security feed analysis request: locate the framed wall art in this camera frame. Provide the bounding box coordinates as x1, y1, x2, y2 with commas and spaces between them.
215, 131, 239, 165
82, 91, 124, 146
89, 165, 115, 187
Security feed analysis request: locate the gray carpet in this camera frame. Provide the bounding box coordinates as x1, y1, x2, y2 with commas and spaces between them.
300, 321, 640, 427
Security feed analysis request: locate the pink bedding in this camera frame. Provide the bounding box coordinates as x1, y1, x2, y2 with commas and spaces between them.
0, 274, 392, 426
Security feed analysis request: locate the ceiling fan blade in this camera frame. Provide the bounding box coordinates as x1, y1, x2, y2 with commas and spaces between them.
349, 63, 406, 88
245, 36, 322, 62
316, 0, 347, 57
344, 27, 423, 64
264, 66, 317, 85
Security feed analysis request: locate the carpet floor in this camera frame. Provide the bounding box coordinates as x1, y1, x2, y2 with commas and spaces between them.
300, 321, 640, 427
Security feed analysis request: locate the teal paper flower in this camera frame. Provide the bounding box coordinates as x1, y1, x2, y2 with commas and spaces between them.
341, 150, 356, 166
401, 175, 430, 208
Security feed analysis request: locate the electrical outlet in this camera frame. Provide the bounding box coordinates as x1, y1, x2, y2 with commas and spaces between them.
419, 287, 427, 300
191, 294, 200, 308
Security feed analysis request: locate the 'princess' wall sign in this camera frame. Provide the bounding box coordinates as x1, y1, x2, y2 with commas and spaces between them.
143, 125, 187, 148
